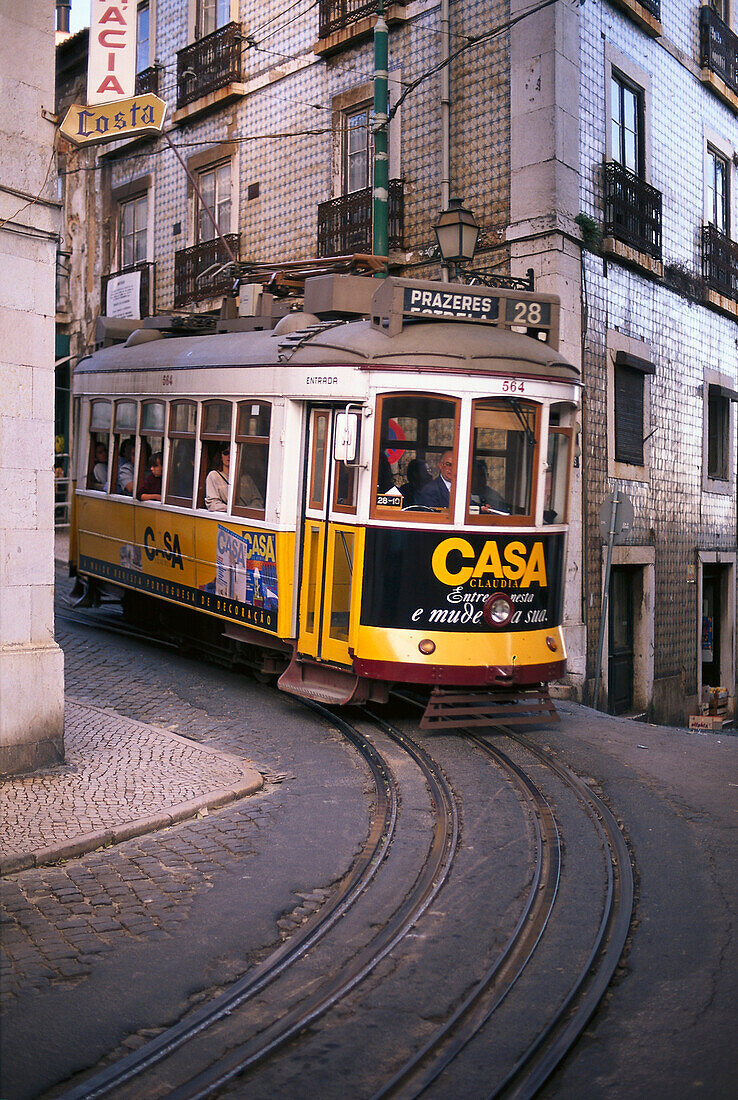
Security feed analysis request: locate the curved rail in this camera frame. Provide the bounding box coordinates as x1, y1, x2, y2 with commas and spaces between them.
166, 711, 460, 1100
59, 708, 397, 1100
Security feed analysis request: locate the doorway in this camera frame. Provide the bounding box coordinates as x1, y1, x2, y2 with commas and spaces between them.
609, 565, 636, 714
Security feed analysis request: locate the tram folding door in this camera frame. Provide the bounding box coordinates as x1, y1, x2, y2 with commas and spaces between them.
298, 407, 361, 667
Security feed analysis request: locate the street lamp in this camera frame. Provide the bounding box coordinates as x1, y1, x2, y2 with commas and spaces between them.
433, 198, 480, 273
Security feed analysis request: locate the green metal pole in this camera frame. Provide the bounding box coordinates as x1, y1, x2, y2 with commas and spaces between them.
372, 0, 389, 275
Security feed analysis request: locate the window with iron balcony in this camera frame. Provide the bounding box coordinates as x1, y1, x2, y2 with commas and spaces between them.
700, 6, 738, 108
317, 180, 404, 257
316, 0, 408, 55
176, 22, 243, 111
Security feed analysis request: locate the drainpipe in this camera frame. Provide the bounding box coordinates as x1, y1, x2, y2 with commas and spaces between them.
56, 1, 71, 34
440, 0, 451, 281
372, 0, 389, 276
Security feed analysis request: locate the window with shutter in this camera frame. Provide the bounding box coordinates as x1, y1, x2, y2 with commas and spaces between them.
614, 366, 645, 465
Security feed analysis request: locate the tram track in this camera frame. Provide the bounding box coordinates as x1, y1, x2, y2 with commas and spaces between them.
54, 607, 632, 1100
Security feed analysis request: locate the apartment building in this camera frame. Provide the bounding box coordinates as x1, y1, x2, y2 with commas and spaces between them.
56, 0, 737, 723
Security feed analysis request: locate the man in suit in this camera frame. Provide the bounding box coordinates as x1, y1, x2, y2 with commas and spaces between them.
418, 450, 454, 509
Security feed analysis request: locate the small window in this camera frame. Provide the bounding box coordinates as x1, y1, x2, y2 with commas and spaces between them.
136, 1, 150, 73
611, 72, 643, 176
544, 426, 572, 525
373, 394, 459, 519
166, 401, 197, 507
137, 401, 165, 498
707, 387, 730, 481
234, 402, 270, 517
197, 0, 230, 38
120, 193, 148, 268
468, 399, 539, 524
344, 106, 371, 194
199, 400, 233, 512
197, 162, 231, 243
333, 413, 360, 517
309, 410, 330, 510
614, 366, 645, 466
87, 400, 112, 490
707, 145, 729, 235
111, 401, 138, 495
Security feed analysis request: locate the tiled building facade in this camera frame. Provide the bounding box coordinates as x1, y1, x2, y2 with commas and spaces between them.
56, 0, 737, 723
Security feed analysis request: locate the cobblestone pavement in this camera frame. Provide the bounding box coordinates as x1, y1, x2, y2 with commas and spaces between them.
0, 699, 261, 872
1, 565, 367, 1098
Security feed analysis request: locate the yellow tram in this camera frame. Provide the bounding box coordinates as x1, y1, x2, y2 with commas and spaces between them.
69, 275, 581, 718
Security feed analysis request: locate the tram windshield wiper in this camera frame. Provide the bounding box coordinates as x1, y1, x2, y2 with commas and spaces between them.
508, 398, 537, 446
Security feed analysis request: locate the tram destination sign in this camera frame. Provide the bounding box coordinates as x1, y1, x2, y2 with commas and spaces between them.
371, 277, 559, 347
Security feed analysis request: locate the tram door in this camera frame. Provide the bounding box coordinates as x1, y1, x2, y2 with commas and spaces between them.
297, 407, 359, 667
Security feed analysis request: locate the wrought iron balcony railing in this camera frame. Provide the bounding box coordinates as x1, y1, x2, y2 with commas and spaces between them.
702, 223, 738, 301
317, 180, 404, 257
176, 22, 243, 110
603, 161, 662, 260
700, 6, 738, 95
318, 0, 406, 39
135, 65, 160, 96
101, 261, 155, 317
174, 235, 240, 307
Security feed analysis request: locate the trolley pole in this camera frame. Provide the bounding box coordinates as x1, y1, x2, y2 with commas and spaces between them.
372, 0, 389, 275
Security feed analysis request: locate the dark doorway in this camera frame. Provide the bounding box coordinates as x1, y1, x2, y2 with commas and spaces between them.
609, 566, 636, 714
701, 565, 724, 688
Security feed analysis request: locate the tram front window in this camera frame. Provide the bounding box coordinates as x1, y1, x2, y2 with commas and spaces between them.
373, 394, 458, 517
469, 398, 539, 524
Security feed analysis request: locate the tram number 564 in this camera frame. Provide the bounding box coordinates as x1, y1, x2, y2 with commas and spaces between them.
501, 379, 525, 393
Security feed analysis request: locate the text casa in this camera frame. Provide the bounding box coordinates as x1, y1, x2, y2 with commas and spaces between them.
432, 538, 547, 588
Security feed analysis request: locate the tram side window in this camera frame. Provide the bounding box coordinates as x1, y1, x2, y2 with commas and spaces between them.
468, 399, 539, 524
87, 400, 112, 490
137, 401, 165, 500
111, 400, 138, 495
233, 401, 270, 517
544, 412, 572, 524
198, 400, 233, 512
166, 401, 197, 507
373, 394, 458, 518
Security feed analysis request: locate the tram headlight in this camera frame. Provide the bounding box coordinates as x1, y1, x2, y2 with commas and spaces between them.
483, 593, 514, 628
418, 639, 436, 655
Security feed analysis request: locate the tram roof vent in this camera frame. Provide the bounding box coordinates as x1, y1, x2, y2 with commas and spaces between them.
304, 275, 375, 319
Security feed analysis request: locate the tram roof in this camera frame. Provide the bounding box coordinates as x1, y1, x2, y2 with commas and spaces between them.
77, 317, 580, 380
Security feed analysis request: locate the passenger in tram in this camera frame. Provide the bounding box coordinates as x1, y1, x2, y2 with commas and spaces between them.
417, 450, 454, 509
91, 443, 108, 489
116, 439, 135, 495
400, 458, 432, 507
470, 459, 509, 514
205, 443, 230, 511
138, 452, 163, 502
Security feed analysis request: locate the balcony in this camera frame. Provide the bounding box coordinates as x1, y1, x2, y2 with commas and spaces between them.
702, 224, 738, 309
315, 0, 407, 55
317, 180, 404, 257
603, 161, 662, 266
101, 261, 155, 318
700, 7, 738, 108
609, 0, 661, 36
135, 65, 160, 96
176, 22, 243, 113
174, 235, 240, 307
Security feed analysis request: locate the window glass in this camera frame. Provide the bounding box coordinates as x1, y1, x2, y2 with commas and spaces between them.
198, 0, 230, 37
121, 194, 147, 268
309, 412, 329, 510
87, 401, 111, 490
708, 389, 729, 480
142, 401, 165, 432
199, 401, 233, 511
115, 401, 138, 432
374, 394, 458, 517
707, 146, 729, 235
544, 430, 571, 524
90, 400, 112, 431
611, 73, 642, 176
468, 399, 539, 523
614, 366, 645, 465
203, 401, 232, 434
197, 162, 231, 243
137, 401, 165, 498
136, 1, 149, 73
234, 401, 270, 516
346, 108, 370, 193
166, 401, 197, 505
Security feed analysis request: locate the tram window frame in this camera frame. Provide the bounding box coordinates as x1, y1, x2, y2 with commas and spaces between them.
136, 400, 166, 499
87, 399, 112, 491
197, 400, 233, 511
371, 392, 460, 522
233, 401, 270, 519
165, 400, 198, 508
308, 410, 331, 511
466, 398, 540, 527
543, 408, 573, 525
110, 400, 139, 496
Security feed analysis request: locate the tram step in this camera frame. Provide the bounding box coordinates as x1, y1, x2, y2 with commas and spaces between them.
419, 688, 559, 731
278, 656, 373, 706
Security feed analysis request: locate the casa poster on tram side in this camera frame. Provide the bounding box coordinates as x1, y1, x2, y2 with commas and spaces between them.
361, 529, 566, 633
